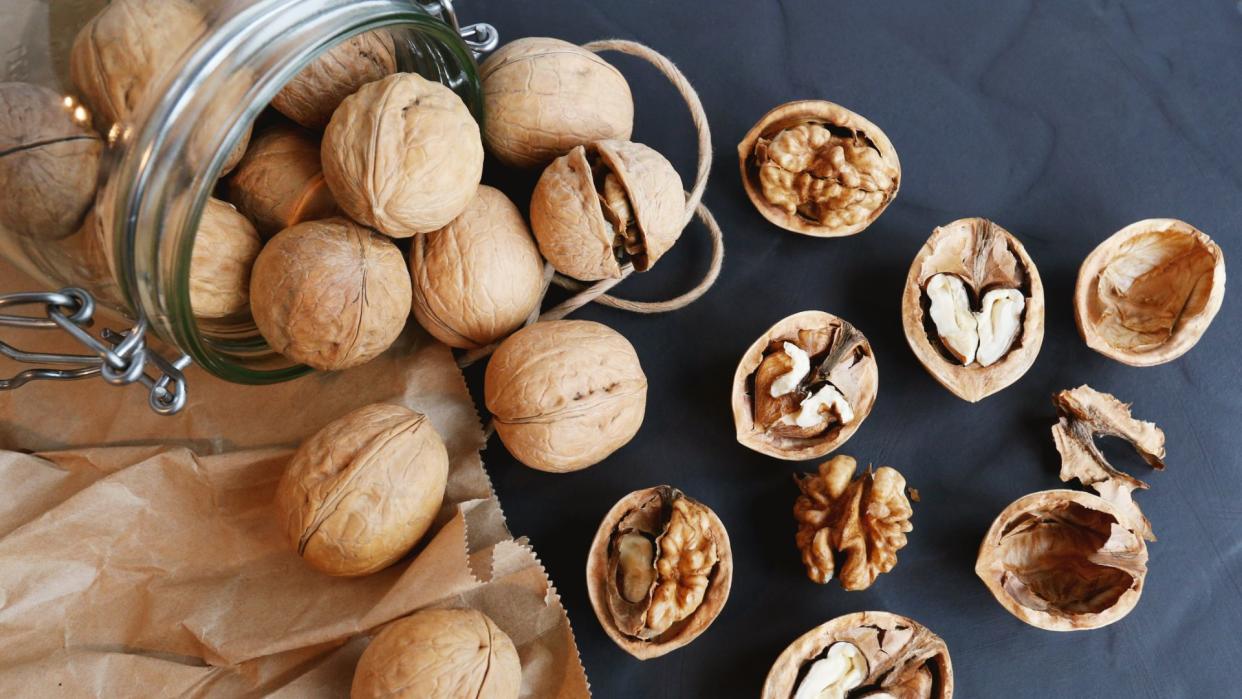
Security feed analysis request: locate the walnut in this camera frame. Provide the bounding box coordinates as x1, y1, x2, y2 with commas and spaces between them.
531, 140, 685, 281
189, 198, 261, 319
975, 490, 1149, 631
322, 73, 483, 238
1075, 218, 1225, 366
484, 320, 646, 472
794, 456, 914, 591
585, 486, 732, 659
0, 83, 102, 241
410, 186, 545, 349
250, 218, 412, 371
228, 124, 339, 237
738, 100, 900, 237
274, 403, 448, 577
902, 218, 1045, 402
732, 311, 878, 460
480, 37, 634, 168
272, 30, 397, 129
762, 612, 952, 699
351, 608, 520, 699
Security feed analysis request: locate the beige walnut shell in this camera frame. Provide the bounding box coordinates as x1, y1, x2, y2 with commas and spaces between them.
190, 198, 261, 319
410, 185, 545, 349
732, 311, 878, 460
1074, 218, 1225, 366
0, 83, 102, 241
901, 218, 1044, 402
530, 140, 685, 281
976, 489, 1148, 632
484, 320, 647, 473
351, 608, 520, 699
322, 73, 483, 238
273, 30, 396, 129
762, 611, 953, 699
480, 37, 634, 168
250, 218, 412, 371
274, 403, 448, 577
585, 486, 732, 660
228, 124, 339, 237
738, 100, 900, 237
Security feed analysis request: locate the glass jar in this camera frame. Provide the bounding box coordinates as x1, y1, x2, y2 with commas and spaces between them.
0, 0, 490, 399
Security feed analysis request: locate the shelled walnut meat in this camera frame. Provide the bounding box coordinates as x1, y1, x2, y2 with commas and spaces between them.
275, 403, 449, 577
531, 139, 685, 281
794, 455, 913, 591
484, 320, 647, 472
273, 30, 397, 129
228, 124, 338, 237
739, 100, 900, 237
586, 486, 732, 659
762, 612, 953, 699
351, 608, 521, 699
0, 82, 102, 241
1075, 218, 1225, 366
480, 37, 634, 168
733, 311, 878, 460
189, 198, 261, 319
902, 218, 1044, 402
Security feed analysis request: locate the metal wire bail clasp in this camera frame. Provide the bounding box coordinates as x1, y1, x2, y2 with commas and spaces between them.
421, 0, 499, 56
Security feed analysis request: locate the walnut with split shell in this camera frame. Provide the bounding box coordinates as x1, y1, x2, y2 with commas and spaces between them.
763, 611, 953, 699
1075, 218, 1225, 366
738, 100, 900, 237
794, 455, 913, 591
902, 218, 1044, 402
480, 37, 634, 168
190, 198, 261, 319
732, 311, 878, 460
227, 124, 338, 238
586, 486, 732, 659
273, 30, 396, 129
530, 140, 684, 281
351, 608, 520, 699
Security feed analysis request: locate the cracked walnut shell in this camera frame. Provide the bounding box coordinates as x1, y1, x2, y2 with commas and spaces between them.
351, 608, 520, 699
762, 611, 953, 699
902, 218, 1044, 402
586, 486, 732, 660
1075, 218, 1225, 366
484, 320, 647, 472
227, 124, 339, 238
733, 311, 878, 460
273, 30, 397, 129
189, 198, 260, 319
739, 100, 900, 237
275, 403, 449, 577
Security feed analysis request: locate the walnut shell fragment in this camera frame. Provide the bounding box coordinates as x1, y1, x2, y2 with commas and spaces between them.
189, 198, 261, 319
738, 100, 900, 237
273, 30, 397, 129
732, 311, 878, 460
976, 490, 1148, 632
762, 611, 953, 699
902, 218, 1045, 402
531, 140, 685, 281
586, 486, 732, 660
1075, 218, 1225, 366
228, 124, 339, 238
794, 455, 913, 591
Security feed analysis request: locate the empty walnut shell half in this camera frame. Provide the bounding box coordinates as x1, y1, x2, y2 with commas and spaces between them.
902, 218, 1045, 402
732, 311, 878, 461
762, 611, 953, 699
976, 489, 1149, 632
586, 485, 732, 660
738, 100, 900, 237
1074, 218, 1225, 366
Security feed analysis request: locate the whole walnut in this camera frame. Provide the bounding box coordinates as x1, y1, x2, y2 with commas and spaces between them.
480, 37, 634, 168
275, 403, 448, 576
190, 198, 261, 319
0, 83, 102, 241
485, 320, 647, 473
410, 186, 545, 349
273, 30, 397, 129
250, 218, 412, 371
322, 73, 483, 238
351, 608, 521, 699
228, 124, 338, 237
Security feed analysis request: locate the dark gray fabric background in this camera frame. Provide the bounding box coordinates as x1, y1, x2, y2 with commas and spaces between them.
458, 2, 1242, 697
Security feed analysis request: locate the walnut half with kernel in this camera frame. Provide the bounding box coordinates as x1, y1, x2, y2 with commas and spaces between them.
586, 486, 732, 660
